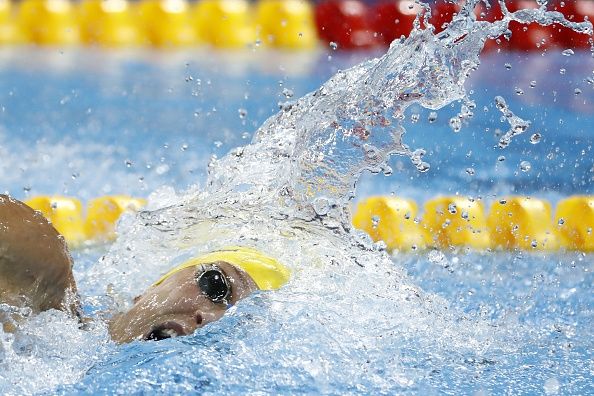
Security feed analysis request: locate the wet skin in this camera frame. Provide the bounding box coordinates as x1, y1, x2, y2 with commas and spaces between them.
108, 261, 258, 343
0, 195, 79, 330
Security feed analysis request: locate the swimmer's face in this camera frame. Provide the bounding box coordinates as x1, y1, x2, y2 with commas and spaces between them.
108, 261, 258, 343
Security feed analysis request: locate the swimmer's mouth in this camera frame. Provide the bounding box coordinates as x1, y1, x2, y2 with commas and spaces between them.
143, 321, 187, 341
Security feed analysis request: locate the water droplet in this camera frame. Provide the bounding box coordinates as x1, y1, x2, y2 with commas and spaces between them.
428, 250, 445, 263
214, 141, 223, 148
282, 88, 294, 98
530, 80, 537, 88
155, 164, 169, 175
448, 203, 457, 214
504, 63, 512, 70
520, 160, 532, 172
125, 159, 133, 168
371, 215, 380, 229
449, 117, 462, 132
530, 133, 541, 144
461, 211, 469, 220
531, 240, 538, 248
416, 162, 430, 172
465, 167, 475, 176
574, 88, 582, 95
329, 41, 338, 50
312, 197, 331, 216
515, 87, 524, 95
561, 48, 574, 56
499, 199, 507, 204
558, 218, 565, 226
428, 112, 438, 123
560, 68, 566, 75
181, 143, 189, 151
544, 377, 560, 395
497, 155, 506, 162
410, 113, 420, 123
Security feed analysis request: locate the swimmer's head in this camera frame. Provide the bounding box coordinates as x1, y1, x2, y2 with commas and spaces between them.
108, 247, 290, 343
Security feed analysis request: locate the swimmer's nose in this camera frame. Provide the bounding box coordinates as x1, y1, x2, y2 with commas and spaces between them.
143, 321, 187, 341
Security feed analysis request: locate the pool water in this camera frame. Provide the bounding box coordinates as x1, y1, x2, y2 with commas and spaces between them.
0, 43, 592, 394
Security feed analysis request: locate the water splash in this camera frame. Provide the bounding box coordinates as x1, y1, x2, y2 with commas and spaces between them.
3, 0, 592, 394
94, 0, 593, 307
494, 95, 532, 149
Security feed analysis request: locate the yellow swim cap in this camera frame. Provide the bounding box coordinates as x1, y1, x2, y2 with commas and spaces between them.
153, 246, 290, 290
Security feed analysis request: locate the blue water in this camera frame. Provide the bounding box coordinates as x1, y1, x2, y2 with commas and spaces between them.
0, 47, 592, 394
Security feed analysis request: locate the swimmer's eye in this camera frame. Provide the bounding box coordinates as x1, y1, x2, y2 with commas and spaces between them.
196, 265, 231, 303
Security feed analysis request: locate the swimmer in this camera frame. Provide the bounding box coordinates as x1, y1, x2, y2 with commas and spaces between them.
0, 195, 290, 343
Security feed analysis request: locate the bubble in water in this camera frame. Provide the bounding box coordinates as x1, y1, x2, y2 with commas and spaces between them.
561, 48, 574, 56
238, 108, 248, 119
410, 113, 420, 123
520, 161, 532, 172
515, 87, 524, 95
530, 133, 542, 144
574, 88, 582, 95
124, 159, 133, 168
558, 218, 565, 226
530, 80, 537, 88
504, 63, 512, 70
465, 167, 475, 176
428, 112, 438, 123
461, 211, 469, 220
448, 203, 457, 214
329, 41, 338, 50
497, 155, 506, 162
